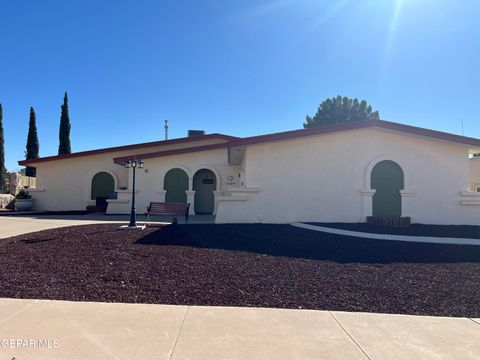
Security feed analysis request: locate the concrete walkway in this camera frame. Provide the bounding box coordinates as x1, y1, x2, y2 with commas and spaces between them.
0, 298, 479, 359
0, 214, 215, 238
292, 222, 480, 246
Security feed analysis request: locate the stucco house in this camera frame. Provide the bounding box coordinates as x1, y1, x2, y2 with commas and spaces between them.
19, 119, 480, 225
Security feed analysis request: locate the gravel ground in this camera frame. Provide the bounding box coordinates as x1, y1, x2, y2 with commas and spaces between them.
0, 223, 479, 317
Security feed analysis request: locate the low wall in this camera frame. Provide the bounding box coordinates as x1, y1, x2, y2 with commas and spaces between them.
8, 172, 36, 195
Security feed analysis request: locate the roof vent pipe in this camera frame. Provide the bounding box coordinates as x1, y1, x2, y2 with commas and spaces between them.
164, 120, 168, 140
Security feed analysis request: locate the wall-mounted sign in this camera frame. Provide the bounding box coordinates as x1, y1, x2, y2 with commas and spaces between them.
224, 175, 236, 186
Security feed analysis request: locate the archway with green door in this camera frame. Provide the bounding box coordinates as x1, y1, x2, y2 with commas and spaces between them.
371, 160, 404, 217
193, 169, 216, 214
91, 172, 115, 200
164, 168, 189, 203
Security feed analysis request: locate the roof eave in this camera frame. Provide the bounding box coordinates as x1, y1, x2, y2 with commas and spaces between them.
18, 133, 237, 166
113, 142, 229, 164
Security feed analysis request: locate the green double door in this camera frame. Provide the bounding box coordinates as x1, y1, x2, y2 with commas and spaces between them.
371, 160, 404, 217
163, 168, 217, 214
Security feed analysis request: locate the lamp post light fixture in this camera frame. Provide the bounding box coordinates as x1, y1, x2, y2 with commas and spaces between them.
124, 159, 144, 228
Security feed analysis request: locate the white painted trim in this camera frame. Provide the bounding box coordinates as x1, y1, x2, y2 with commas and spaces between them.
364, 154, 410, 190
213, 190, 223, 215
28, 188, 46, 193
106, 199, 129, 203
156, 190, 167, 202
116, 189, 139, 193
226, 187, 261, 193
217, 196, 249, 201
163, 165, 193, 190
400, 190, 416, 197
460, 200, 480, 206
363, 155, 415, 219
460, 191, 480, 197
185, 190, 196, 215
193, 165, 221, 191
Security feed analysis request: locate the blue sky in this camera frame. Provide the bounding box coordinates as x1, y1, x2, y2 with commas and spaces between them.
1, 0, 479, 170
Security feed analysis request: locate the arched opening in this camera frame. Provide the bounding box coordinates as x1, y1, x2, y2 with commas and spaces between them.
91, 172, 115, 200
193, 169, 216, 214
91, 172, 115, 211
164, 168, 189, 203
371, 160, 404, 217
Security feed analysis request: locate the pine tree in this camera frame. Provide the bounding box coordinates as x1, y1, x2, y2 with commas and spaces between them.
0, 104, 6, 193
58, 91, 71, 155
25, 107, 39, 177
304, 95, 380, 128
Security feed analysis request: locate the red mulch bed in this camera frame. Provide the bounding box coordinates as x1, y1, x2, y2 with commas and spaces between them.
0, 223, 479, 317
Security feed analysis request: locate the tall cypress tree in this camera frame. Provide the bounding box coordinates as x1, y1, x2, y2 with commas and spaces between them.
58, 91, 71, 155
25, 107, 39, 177
0, 104, 6, 193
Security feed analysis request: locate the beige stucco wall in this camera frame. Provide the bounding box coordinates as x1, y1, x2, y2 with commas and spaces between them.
28, 128, 480, 225
127, 148, 240, 215
31, 152, 128, 211
216, 127, 480, 225
29, 137, 232, 211
469, 157, 480, 191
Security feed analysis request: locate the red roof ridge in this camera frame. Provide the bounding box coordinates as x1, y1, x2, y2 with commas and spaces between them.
228, 119, 480, 148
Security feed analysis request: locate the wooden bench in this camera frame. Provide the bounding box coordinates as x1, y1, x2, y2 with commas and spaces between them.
144, 202, 190, 226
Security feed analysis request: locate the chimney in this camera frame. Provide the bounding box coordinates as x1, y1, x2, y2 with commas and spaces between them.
164, 120, 168, 140
188, 130, 205, 137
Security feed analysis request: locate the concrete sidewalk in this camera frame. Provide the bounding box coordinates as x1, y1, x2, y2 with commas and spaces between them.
0, 299, 479, 359
0, 214, 215, 238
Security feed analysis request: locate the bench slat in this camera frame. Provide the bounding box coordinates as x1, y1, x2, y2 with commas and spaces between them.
146, 202, 189, 215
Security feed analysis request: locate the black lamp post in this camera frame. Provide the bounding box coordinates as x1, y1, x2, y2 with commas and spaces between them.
124, 159, 144, 227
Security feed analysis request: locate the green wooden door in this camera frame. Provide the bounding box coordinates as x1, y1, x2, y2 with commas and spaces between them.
164, 168, 188, 203
371, 160, 404, 217
193, 169, 216, 214
91, 172, 115, 200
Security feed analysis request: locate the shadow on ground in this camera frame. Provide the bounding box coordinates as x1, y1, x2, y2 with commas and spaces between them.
310, 222, 480, 239
136, 224, 480, 264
